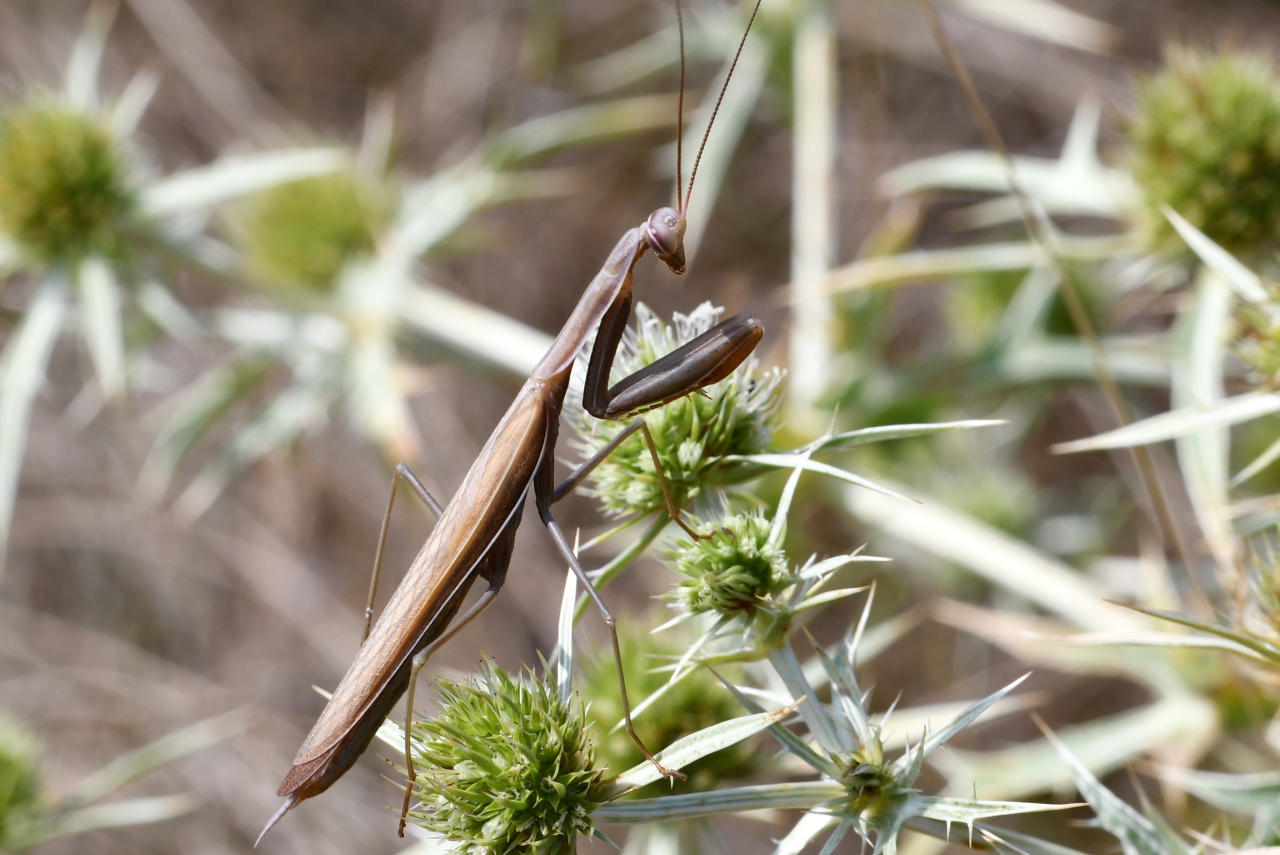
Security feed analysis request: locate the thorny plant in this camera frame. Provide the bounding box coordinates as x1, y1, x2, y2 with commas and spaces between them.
379, 306, 1069, 854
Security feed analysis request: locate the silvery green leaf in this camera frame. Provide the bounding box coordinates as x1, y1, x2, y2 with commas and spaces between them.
717, 673, 841, 778
793, 587, 869, 613
820, 241, 1044, 295
555, 566, 576, 704
7, 794, 199, 849
1163, 205, 1269, 305
798, 553, 887, 580
135, 279, 204, 341
1043, 628, 1272, 665
842, 484, 1136, 632
394, 166, 500, 264
62, 708, 253, 807
950, 0, 1116, 52
486, 95, 678, 168
1053, 390, 1280, 453
1110, 604, 1280, 665
902, 675, 1028, 769
174, 365, 336, 520
137, 355, 274, 503
1001, 335, 1171, 387
612, 703, 799, 791
877, 694, 1038, 752
400, 284, 552, 378
65, 1, 114, 111
880, 146, 1134, 218
970, 825, 1092, 855
111, 68, 160, 137
1176, 268, 1235, 569
140, 148, 347, 216
914, 794, 1081, 827
767, 644, 844, 755
344, 328, 416, 457
726, 454, 914, 503
799, 420, 1007, 455
0, 277, 68, 569
1161, 768, 1280, 814
77, 257, 126, 398
1042, 728, 1193, 855
1232, 433, 1280, 487
595, 781, 844, 824
776, 810, 841, 855
933, 696, 1215, 808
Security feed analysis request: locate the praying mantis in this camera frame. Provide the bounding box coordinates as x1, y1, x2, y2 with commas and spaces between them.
259, 0, 766, 842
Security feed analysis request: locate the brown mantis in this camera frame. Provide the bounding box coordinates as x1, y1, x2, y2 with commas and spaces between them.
259, 0, 766, 843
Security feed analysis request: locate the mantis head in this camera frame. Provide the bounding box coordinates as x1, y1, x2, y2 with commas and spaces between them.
645, 206, 687, 275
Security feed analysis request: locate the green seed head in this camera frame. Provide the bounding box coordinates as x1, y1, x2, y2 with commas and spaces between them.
0, 100, 134, 265
1127, 47, 1280, 256
580, 618, 765, 793
237, 170, 390, 294
405, 662, 608, 854
0, 710, 41, 849
668, 513, 788, 617
573, 303, 781, 518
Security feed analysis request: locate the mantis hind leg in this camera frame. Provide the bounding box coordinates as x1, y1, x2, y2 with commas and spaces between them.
395, 503, 517, 836
365, 463, 447, 643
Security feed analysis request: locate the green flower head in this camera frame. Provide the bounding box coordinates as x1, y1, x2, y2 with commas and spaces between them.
405, 662, 609, 854
668, 512, 789, 617
572, 303, 781, 518
0, 100, 135, 264
1128, 46, 1280, 256
237, 170, 390, 293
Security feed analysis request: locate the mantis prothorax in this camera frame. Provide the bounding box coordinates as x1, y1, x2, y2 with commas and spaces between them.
260, 0, 766, 842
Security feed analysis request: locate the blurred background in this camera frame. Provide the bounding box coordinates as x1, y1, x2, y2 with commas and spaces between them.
3, 0, 1280, 853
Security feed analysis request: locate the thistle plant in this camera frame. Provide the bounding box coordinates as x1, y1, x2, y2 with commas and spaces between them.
0, 6, 345, 563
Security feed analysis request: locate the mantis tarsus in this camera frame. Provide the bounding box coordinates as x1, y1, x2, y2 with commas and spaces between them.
259, 0, 766, 842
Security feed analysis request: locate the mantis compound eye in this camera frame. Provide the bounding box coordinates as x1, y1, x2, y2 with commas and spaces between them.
645, 207, 687, 275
